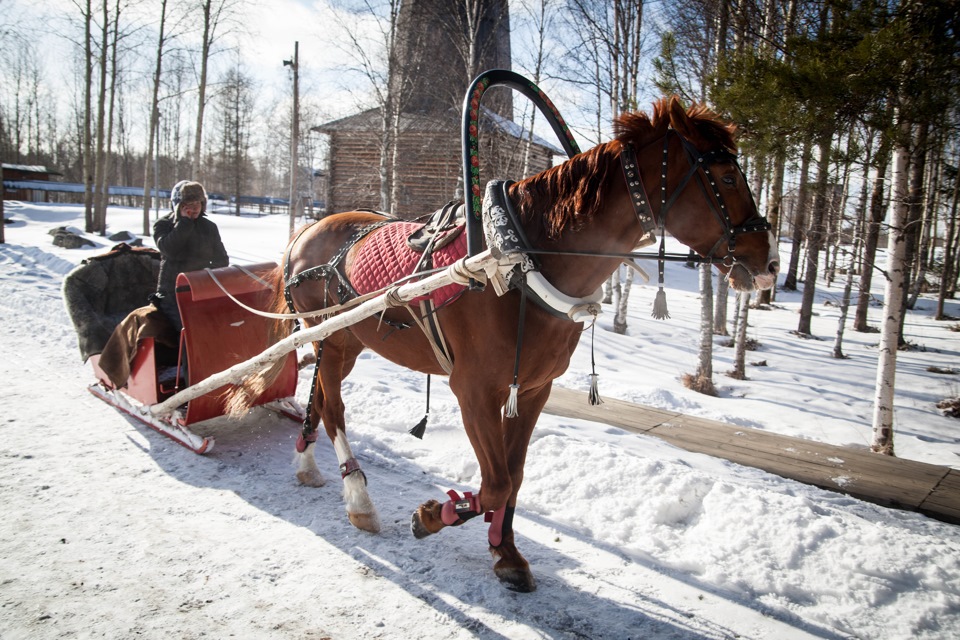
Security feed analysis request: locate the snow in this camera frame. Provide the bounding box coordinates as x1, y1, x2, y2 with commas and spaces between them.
2, 200, 960, 639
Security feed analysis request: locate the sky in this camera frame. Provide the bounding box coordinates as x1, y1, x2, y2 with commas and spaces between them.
2, 200, 959, 638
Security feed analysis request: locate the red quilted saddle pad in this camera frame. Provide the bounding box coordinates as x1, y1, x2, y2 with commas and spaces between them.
349, 222, 467, 307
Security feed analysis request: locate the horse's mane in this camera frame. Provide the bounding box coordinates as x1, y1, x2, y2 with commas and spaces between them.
511, 96, 738, 239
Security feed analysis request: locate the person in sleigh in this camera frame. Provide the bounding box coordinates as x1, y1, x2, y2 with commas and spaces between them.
97, 180, 229, 388
150, 180, 229, 332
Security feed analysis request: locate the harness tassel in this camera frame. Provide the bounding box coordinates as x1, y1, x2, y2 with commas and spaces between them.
505, 384, 519, 418
651, 236, 670, 320
588, 374, 601, 405
588, 324, 602, 405
652, 287, 670, 320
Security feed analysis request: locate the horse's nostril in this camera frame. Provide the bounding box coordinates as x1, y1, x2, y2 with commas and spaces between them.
769, 261, 780, 274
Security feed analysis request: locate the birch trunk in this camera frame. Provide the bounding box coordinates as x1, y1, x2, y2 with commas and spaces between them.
854, 136, 891, 332
798, 128, 834, 335
91, 0, 108, 234
613, 266, 633, 334
82, 0, 94, 233
758, 149, 786, 305
714, 274, 729, 335
686, 262, 716, 395
935, 167, 959, 320
783, 139, 813, 290
730, 292, 751, 379
871, 122, 912, 456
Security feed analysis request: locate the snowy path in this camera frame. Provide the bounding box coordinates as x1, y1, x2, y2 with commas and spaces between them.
3, 205, 960, 639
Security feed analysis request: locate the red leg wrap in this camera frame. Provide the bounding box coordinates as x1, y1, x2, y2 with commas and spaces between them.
486, 505, 515, 548
440, 489, 483, 526
295, 429, 319, 454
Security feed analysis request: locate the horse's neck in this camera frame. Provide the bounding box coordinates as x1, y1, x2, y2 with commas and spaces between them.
519, 174, 642, 299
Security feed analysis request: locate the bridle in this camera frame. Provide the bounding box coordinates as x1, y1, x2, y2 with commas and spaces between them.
516, 128, 772, 271
655, 129, 771, 263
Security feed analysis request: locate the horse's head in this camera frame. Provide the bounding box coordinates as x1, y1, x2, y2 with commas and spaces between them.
616, 97, 780, 292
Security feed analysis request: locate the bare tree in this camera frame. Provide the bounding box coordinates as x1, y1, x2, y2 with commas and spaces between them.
93, 0, 128, 236
80, 0, 95, 232
797, 128, 835, 335
191, 0, 244, 181
714, 275, 729, 335
333, 0, 420, 213
141, 0, 170, 235
213, 60, 256, 215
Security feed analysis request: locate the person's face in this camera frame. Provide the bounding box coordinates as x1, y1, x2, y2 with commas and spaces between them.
180, 201, 202, 219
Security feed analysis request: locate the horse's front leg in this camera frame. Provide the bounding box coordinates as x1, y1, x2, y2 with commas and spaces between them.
411, 379, 512, 532
411, 380, 545, 591
488, 382, 552, 592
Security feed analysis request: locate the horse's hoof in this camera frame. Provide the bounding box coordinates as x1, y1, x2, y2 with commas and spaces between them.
494, 564, 537, 593
296, 469, 326, 487
348, 511, 381, 533
410, 501, 443, 539
410, 511, 433, 539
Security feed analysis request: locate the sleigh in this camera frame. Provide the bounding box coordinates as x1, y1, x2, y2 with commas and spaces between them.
63, 244, 302, 453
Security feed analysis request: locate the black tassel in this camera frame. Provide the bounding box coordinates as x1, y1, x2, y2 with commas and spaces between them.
409, 414, 428, 439
409, 374, 431, 439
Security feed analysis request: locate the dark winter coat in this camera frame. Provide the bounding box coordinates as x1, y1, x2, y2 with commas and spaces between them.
152, 212, 229, 299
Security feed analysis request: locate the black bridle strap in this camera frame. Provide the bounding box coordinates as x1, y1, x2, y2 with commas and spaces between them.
658, 131, 771, 261
619, 143, 657, 238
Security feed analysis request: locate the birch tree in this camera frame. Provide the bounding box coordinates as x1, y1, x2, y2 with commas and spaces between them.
729, 291, 751, 380
93, 0, 126, 236
567, 0, 646, 331
872, 119, 912, 455
141, 0, 170, 235
81, 0, 95, 232
685, 262, 716, 395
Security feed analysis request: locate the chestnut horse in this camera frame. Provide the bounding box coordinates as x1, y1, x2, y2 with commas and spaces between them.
231, 97, 779, 592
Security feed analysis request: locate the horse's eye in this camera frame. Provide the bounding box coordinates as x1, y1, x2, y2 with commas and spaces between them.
721, 175, 736, 186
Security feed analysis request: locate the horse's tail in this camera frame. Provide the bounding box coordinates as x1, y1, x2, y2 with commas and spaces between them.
224, 263, 297, 418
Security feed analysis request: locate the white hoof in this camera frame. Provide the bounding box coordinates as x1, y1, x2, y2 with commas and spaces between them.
296, 468, 326, 487
344, 472, 379, 533
295, 443, 326, 487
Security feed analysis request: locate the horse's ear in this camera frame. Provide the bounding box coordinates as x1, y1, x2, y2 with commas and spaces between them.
667, 95, 694, 138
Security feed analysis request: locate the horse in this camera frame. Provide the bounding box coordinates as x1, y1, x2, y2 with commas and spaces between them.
228, 96, 780, 592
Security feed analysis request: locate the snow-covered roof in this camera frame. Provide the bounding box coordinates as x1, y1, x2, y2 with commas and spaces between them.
2, 163, 62, 176
313, 106, 566, 155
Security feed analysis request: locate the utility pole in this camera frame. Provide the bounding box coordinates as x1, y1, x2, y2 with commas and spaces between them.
284, 42, 300, 235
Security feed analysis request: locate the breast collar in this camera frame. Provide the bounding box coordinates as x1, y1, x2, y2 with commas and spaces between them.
481, 180, 601, 324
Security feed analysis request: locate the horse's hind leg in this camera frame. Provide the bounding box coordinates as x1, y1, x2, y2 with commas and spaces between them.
307, 331, 381, 533
294, 339, 328, 488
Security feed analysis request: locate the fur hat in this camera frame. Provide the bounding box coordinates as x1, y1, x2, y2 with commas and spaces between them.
170, 180, 207, 216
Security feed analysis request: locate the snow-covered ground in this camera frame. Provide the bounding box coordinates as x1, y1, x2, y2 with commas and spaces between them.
1, 201, 959, 639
